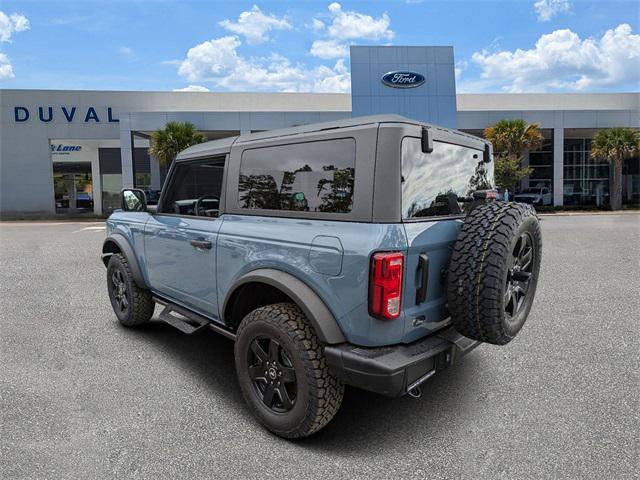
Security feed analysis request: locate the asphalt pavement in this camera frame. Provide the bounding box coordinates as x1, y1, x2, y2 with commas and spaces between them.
1, 215, 638, 479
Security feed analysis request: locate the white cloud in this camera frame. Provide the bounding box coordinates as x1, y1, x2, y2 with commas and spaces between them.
176, 4, 396, 92
311, 18, 325, 32
178, 36, 242, 81
176, 35, 350, 93
471, 24, 640, 92
219, 5, 291, 45
311, 58, 350, 93
454, 60, 468, 81
310, 39, 348, 59
0, 52, 14, 79
119, 46, 134, 56
308, 3, 393, 59
533, 0, 571, 22
173, 85, 210, 92
0, 11, 30, 42
323, 3, 393, 41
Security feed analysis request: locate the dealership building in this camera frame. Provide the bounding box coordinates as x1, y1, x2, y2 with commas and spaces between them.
1, 46, 638, 216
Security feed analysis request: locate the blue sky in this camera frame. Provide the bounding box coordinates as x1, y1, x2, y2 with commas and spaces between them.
0, 0, 638, 93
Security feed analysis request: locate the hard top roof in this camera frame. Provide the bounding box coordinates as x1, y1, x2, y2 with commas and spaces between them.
175, 114, 487, 161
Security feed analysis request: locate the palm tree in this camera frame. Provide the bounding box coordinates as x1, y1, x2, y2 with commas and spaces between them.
590, 128, 640, 210
148, 122, 206, 166
484, 119, 543, 191
484, 119, 544, 158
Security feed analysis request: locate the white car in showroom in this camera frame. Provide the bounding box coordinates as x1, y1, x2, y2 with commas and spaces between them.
514, 187, 552, 205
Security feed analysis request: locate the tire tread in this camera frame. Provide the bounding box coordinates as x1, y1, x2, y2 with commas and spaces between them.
235, 303, 344, 438
107, 253, 154, 327
447, 202, 542, 345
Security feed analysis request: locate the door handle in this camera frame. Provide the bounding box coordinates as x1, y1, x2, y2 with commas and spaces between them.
416, 253, 429, 305
190, 239, 212, 250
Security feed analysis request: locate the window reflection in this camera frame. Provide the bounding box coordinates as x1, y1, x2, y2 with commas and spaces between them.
238, 139, 355, 214
402, 138, 493, 219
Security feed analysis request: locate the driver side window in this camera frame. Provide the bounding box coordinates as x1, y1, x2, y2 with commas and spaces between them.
161, 157, 225, 217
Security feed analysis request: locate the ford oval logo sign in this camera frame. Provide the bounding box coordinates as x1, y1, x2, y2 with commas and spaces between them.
381, 71, 425, 88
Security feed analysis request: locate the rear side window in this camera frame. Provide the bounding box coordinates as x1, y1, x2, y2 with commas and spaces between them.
238, 138, 355, 213
402, 138, 493, 219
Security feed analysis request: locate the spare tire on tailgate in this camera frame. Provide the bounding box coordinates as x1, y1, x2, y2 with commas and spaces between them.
447, 202, 542, 345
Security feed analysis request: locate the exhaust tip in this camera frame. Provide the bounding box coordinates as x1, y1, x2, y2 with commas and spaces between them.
407, 386, 422, 398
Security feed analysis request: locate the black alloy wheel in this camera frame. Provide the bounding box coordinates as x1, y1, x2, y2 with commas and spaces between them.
234, 303, 344, 438
106, 253, 154, 327
247, 336, 297, 413
504, 232, 534, 320
111, 269, 129, 313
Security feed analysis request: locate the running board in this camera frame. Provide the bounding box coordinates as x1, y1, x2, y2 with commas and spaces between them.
153, 296, 236, 340
158, 304, 209, 334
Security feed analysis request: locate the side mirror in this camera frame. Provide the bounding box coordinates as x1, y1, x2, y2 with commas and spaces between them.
121, 189, 147, 212
421, 126, 433, 153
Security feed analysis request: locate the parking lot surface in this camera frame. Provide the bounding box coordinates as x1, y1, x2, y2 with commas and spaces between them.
1, 214, 638, 479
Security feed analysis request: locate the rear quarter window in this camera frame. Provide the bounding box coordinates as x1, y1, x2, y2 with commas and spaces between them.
238, 138, 355, 213
402, 138, 494, 219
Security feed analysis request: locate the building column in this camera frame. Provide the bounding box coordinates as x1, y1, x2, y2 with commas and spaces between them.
150, 155, 161, 190
91, 150, 103, 215
68, 174, 77, 210
119, 116, 135, 188
553, 126, 564, 206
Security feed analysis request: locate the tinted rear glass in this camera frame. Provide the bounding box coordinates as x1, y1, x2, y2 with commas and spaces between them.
238, 138, 355, 213
402, 138, 493, 219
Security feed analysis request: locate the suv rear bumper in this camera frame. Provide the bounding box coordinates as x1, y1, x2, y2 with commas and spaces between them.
324, 327, 479, 397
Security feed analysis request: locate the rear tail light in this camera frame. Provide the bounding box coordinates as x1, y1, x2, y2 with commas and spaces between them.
473, 189, 498, 201
486, 189, 498, 200
369, 252, 404, 320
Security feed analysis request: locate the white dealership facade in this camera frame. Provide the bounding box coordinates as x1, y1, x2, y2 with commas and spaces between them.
1, 46, 638, 216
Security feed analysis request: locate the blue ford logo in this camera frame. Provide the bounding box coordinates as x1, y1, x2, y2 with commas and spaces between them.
381, 71, 425, 88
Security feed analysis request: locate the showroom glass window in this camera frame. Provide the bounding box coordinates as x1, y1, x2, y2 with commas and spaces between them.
563, 138, 610, 206
402, 138, 493, 219
161, 159, 225, 216
238, 138, 355, 213
527, 130, 554, 194
564, 136, 640, 207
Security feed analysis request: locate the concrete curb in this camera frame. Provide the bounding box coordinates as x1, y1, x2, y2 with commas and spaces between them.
538, 211, 639, 217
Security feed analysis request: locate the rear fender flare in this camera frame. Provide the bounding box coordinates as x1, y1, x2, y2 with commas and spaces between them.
102, 234, 149, 289
223, 269, 346, 344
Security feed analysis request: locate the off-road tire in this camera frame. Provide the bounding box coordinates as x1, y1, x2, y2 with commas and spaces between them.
447, 202, 542, 345
107, 253, 154, 327
234, 303, 344, 439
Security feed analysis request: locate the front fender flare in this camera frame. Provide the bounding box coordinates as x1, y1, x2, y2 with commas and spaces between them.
102, 233, 149, 289
224, 269, 346, 345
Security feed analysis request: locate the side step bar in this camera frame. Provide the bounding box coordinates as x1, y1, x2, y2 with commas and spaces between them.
153, 296, 236, 340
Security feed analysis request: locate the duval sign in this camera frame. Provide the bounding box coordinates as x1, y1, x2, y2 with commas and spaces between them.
13, 106, 119, 123
381, 71, 426, 88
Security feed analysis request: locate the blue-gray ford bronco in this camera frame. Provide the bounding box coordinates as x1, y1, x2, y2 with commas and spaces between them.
103, 115, 542, 438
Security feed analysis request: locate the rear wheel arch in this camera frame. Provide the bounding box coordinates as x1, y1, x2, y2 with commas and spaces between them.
223, 269, 346, 345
